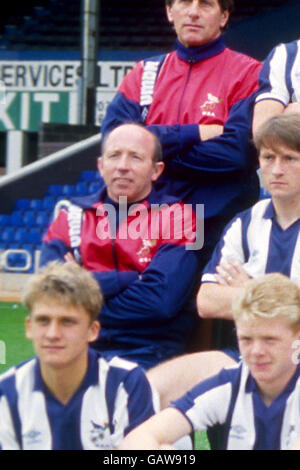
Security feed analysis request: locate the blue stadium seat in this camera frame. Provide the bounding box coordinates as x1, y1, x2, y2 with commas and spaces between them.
42, 196, 56, 211
80, 170, 97, 182
35, 212, 50, 228
0, 214, 10, 226
14, 199, 30, 210
34, 5, 51, 19
47, 184, 64, 197
4, 25, 23, 37
88, 181, 101, 194
29, 199, 43, 210
10, 211, 23, 227
0, 37, 10, 49
13, 227, 28, 244
1, 227, 15, 243
23, 210, 36, 227
27, 227, 43, 245
75, 182, 89, 196
61, 184, 76, 197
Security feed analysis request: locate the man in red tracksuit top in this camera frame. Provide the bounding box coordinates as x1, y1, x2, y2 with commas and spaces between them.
101, 0, 262, 271
40, 124, 201, 370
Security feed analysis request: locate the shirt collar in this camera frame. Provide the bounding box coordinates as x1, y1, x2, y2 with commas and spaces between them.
246, 363, 300, 396
263, 199, 300, 226
263, 199, 276, 220
71, 183, 180, 210
175, 36, 226, 63
33, 348, 99, 395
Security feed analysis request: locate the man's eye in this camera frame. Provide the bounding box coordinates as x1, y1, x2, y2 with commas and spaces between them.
62, 319, 76, 325
239, 337, 251, 343
36, 317, 49, 325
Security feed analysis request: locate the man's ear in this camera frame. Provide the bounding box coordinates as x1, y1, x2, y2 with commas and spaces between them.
220, 10, 230, 29
97, 157, 103, 176
25, 316, 32, 340
166, 5, 174, 24
152, 161, 165, 183
88, 320, 100, 343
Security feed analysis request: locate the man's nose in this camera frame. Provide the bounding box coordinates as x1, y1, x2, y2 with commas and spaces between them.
272, 158, 284, 175
116, 154, 130, 171
250, 340, 265, 356
45, 321, 60, 339
187, 0, 201, 17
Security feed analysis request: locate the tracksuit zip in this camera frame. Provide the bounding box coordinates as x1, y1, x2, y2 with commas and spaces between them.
176, 59, 195, 123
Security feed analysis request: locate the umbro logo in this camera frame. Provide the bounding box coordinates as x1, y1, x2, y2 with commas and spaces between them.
22, 429, 42, 444
230, 424, 247, 440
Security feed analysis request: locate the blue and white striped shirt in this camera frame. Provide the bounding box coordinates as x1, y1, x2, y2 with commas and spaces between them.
202, 199, 300, 283
255, 39, 300, 105
0, 349, 157, 450
173, 362, 300, 450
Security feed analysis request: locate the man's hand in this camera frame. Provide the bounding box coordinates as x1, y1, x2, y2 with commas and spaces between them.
64, 252, 77, 263
215, 258, 251, 287
284, 102, 300, 115
199, 124, 224, 141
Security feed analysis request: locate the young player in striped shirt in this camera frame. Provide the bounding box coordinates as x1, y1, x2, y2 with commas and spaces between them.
0, 262, 157, 450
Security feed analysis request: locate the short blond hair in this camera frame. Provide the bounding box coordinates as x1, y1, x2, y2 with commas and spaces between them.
232, 273, 300, 331
254, 113, 300, 153
22, 262, 103, 322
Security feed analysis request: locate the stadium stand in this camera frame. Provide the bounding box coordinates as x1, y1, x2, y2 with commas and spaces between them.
0, 166, 101, 270
0, 0, 292, 52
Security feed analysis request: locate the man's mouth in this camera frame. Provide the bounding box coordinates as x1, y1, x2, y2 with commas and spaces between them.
42, 345, 65, 351
184, 23, 203, 29
114, 177, 132, 184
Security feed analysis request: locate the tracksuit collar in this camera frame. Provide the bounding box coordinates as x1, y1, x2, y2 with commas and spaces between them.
71, 184, 180, 210
175, 36, 226, 63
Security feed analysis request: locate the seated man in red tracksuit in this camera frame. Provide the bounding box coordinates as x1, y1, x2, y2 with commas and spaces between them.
39, 123, 202, 370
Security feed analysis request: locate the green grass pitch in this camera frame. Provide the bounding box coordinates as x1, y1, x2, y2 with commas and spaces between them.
0, 301, 210, 450
0, 302, 34, 374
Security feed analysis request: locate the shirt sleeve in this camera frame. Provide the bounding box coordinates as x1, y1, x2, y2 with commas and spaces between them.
255, 42, 294, 106
171, 368, 236, 432
201, 213, 246, 283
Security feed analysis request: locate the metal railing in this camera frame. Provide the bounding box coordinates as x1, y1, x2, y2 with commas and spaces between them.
0, 133, 102, 190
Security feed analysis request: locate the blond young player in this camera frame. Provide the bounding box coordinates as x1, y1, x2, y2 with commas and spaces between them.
120, 273, 300, 450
